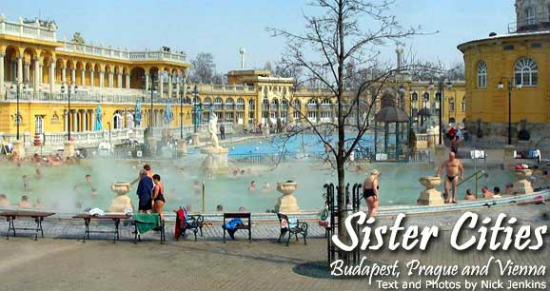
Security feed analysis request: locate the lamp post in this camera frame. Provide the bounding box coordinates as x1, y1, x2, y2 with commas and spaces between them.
498, 78, 520, 145
180, 74, 187, 139
61, 82, 77, 141
15, 78, 21, 140
436, 80, 444, 145
149, 72, 157, 129
192, 85, 200, 133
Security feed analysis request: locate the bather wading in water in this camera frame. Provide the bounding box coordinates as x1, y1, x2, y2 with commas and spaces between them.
362, 169, 380, 218
436, 152, 464, 204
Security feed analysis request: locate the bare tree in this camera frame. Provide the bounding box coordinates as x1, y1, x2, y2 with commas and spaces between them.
189, 52, 216, 84
268, 0, 418, 246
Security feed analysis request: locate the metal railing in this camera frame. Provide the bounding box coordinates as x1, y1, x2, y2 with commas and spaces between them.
455, 169, 488, 196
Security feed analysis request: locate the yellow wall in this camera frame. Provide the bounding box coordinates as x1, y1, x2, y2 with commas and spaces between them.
459, 33, 550, 123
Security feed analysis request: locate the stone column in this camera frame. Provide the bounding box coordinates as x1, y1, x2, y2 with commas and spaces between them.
158, 73, 164, 98
108, 71, 114, 88
0, 53, 4, 96
145, 73, 150, 91
175, 75, 180, 99
167, 74, 172, 98
49, 60, 55, 94
33, 57, 39, 94
71, 68, 76, 86
81, 68, 86, 86
61, 66, 66, 84
99, 70, 105, 88
73, 110, 78, 132
24, 60, 30, 84
125, 73, 130, 89
39, 63, 43, 88
17, 56, 23, 85
117, 72, 122, 89
90, 70, 95, 88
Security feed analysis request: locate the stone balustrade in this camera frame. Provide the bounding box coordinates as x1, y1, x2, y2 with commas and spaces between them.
0, 128, 145, 152
194, 84, 256, 94
58, 43, 186, 63
2, 89, 183, 105
0, 16, 57, 42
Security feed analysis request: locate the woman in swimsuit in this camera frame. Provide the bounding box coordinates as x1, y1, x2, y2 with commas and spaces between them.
152, 174, 166, 220
362, 169, 380, 218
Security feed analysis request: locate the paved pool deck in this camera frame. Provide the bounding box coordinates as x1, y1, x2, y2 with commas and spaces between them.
0, 203, 549, 291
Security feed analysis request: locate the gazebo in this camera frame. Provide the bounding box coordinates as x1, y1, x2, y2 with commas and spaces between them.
374, 92, 410, 160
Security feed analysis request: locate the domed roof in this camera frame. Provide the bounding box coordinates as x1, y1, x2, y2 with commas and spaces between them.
375, 93, 409, 123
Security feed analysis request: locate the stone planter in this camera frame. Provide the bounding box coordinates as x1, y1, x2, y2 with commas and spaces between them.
417, 176, 444, 206
12, 140, 25, 158
513, 169, 534, 195
177, 139, 187, 156
63, 140, 75, 158
274, 180, 300, 213
111, 182, 131, 195
109, 182, 133, 213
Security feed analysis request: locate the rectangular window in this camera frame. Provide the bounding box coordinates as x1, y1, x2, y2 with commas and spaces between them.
503, 45, 514, 51
532, 42, 542, 48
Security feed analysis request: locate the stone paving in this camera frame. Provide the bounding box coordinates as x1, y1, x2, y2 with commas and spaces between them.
0, 203, 548, 290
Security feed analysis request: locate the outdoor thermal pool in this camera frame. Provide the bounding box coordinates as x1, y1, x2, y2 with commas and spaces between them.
0, 134, 517, 214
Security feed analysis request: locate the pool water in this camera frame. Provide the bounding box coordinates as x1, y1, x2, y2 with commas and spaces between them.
0, 150, 515, 214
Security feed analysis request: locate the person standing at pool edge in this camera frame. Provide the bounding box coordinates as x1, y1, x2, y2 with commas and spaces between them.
152, 174, 165, 220
437, 152, 464, 204
136, 170, 154, 213
362, 169, 380, 218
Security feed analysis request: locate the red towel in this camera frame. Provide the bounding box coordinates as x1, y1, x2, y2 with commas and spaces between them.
174, 208, 187, 240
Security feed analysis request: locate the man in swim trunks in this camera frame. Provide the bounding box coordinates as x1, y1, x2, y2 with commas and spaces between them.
437, 152, 464, 203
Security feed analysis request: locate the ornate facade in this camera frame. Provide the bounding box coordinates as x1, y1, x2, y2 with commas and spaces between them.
458, 0, 550, 139
0, 15, 464, 148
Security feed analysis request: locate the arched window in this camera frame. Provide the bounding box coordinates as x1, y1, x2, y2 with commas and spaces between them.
236, 98, 245, 110
477, 61, 487, 89
514, 57, 538, 87
461, 99, 466, 112
113, 112, 123, 129
214, 97, 223, 110
248, 99, 255, 110
225, 98, 234, 110
449, 98, 455, 112
308, 99, 318, 109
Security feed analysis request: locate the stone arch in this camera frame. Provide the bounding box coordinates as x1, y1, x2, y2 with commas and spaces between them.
4, 45, 20, 82
130, 66, 145, 89
40, 50, 54, 85
75, 61, 85, 86
93, 63, 101, 86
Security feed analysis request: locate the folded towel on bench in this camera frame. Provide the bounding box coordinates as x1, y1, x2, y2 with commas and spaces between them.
134, 213, 161, 234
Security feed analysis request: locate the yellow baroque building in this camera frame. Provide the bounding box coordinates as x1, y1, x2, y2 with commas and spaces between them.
458, 0, 550, 142
0, 15, 464, 153
0, 16, 191, 142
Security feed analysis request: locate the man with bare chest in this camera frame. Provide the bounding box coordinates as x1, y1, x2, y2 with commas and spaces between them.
437, 152, 464, 203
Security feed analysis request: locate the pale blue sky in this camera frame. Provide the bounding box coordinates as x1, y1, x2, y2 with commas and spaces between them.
2, 0, 515, 72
